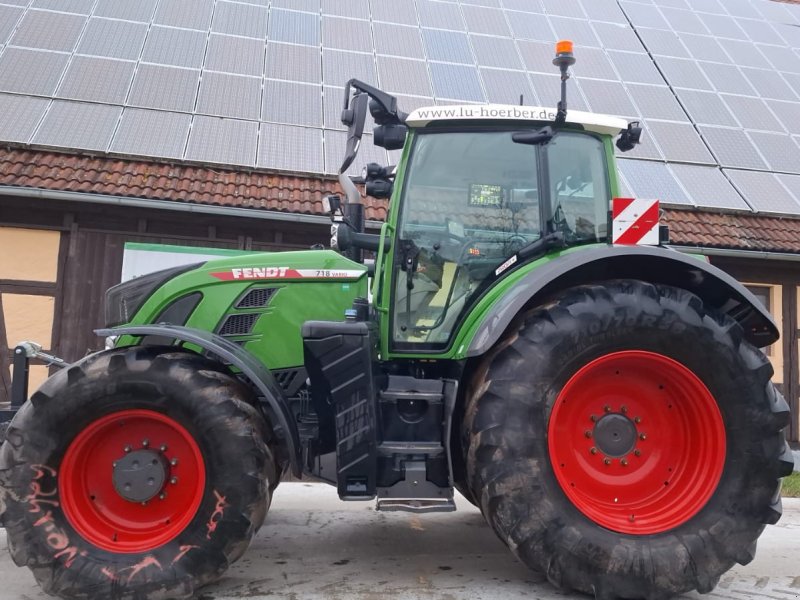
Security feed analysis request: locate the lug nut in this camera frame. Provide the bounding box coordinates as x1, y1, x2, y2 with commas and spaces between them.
639, 433, 647, 441
634, 449, 641, 457
621, 459, 628, 467
141, 501, 148, 506
634, 416, 642, 424
142, 439, 149, 448
620, 405, 628, 414
584, 430, 593, 438
112, 462, 117, 468
159, 492, 167, 500
590, 414, 598, 422
590, 447, 598, 455
160, 444, 168, 452
170, 458, 178, 466
124, 445, 132, 453
604, 458, 612, 465
170, 476, 178, 485
603, 405, 611, 413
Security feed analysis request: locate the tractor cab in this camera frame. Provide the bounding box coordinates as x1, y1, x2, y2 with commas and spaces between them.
329, 41, 640, 353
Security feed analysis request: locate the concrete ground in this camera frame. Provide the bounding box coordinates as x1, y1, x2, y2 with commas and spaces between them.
1, 483, 799, 600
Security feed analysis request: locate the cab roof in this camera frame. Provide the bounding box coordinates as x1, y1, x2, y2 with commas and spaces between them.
405, 104, 629, 136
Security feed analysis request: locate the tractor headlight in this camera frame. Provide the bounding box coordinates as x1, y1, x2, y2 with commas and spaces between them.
105, 263, 202, 327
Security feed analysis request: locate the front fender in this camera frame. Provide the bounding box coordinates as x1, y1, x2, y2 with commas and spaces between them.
96, 324, 301, 476
466, 245, 779, 357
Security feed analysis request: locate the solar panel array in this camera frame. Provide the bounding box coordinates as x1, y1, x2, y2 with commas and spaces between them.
0, 0, 800, 215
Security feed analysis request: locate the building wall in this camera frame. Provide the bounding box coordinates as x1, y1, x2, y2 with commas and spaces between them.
710, 256, 800, 443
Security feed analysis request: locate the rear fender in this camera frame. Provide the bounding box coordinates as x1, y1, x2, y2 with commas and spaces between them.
96, 324, 301, 476
467, 245, 778, 357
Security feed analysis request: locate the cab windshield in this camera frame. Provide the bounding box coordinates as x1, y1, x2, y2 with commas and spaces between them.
392, 128, 610, 349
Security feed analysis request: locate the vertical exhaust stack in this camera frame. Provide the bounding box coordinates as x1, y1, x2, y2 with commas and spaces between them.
552, 39, 575, 126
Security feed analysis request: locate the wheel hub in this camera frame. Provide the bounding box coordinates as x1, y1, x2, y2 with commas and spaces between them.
593, 413, 637, 458
112, 449, 168, 503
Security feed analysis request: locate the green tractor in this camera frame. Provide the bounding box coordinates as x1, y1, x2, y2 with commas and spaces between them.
0, 43, 792, 600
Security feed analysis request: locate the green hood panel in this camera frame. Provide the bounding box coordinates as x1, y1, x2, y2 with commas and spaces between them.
122, 250, 368, 369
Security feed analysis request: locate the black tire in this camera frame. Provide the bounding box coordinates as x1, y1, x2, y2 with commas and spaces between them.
0, 346, 277, 600
463, 280, 793, 600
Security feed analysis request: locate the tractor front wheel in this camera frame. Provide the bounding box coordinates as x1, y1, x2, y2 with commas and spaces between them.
0, 346, 276, 600
464, 280, 793, 599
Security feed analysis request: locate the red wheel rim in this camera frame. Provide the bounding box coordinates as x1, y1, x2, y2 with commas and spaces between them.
548, 351, 726, 535
60, 409, 205, 553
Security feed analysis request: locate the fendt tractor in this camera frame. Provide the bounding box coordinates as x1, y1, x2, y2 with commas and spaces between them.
0, 42, 793, 600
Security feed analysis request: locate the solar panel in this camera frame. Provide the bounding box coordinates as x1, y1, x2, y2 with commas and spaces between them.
429, 62, 486, 102
626, 84, 688, 122
369, 0, 416, 25
674, 89, 737, 127
637, 27, 690, 59
373, 23, 425, 59
462, 6, 511, 36
507, 11, 555, 42
263, 80, 322, 127
266, 42, 321, 83
77, 18, 148, 61
417, 0, 465, 30
11, 10, 86, 52
56, 56, 136, 104
647, 120, 715, 164
422, 29, 474, 64
607, 51, 667, 85
0, 6, 24, 47
269, 9, 320, 46
322, 16, 373, 53
0, 0, 796, 219
141, 26, 207, 69
580, 0, 627, 24
725, 169, 800, 214
656, 57, 714, 90
480, 69, 536, 105
470, 35, 524, 70
196, 72, 261, 121
110, 108, 191, 159
186, 116, 258, 166
579, 79, 637, 117
323, 49, 377, 88
777, 174, 800, 208
747, 131, 800, 174
128, 64, 200, 112
720, 94, 784, 132
33, 100, 121, 151
542, 0, 585, 20
153, 0, 213, 31
699, 126, 769, 170
0, 93, 49, 143
376, 56, 432, 96
258, 124, 323, 173
212, 1, 269, 39
617, 159, 692, 205
670, 163, 750, 210
0, 48, 69, 96
93, 0, 157, 22
205, 34, 265, 77
323, 0, 369, 20
32, 0, 93, 14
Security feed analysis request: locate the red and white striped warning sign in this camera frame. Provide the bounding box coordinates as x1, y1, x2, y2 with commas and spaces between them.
612, 198, 660, 245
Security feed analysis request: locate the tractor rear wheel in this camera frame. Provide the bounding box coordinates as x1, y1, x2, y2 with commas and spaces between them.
0, 346, 277, 600
464, 280, 793, 599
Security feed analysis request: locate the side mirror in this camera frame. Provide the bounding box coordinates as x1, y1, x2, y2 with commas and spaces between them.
617, 121, 643, 152
340, 92, 368, 173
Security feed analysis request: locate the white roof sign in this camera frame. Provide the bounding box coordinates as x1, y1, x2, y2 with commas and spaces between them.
405, 104, 629, 136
